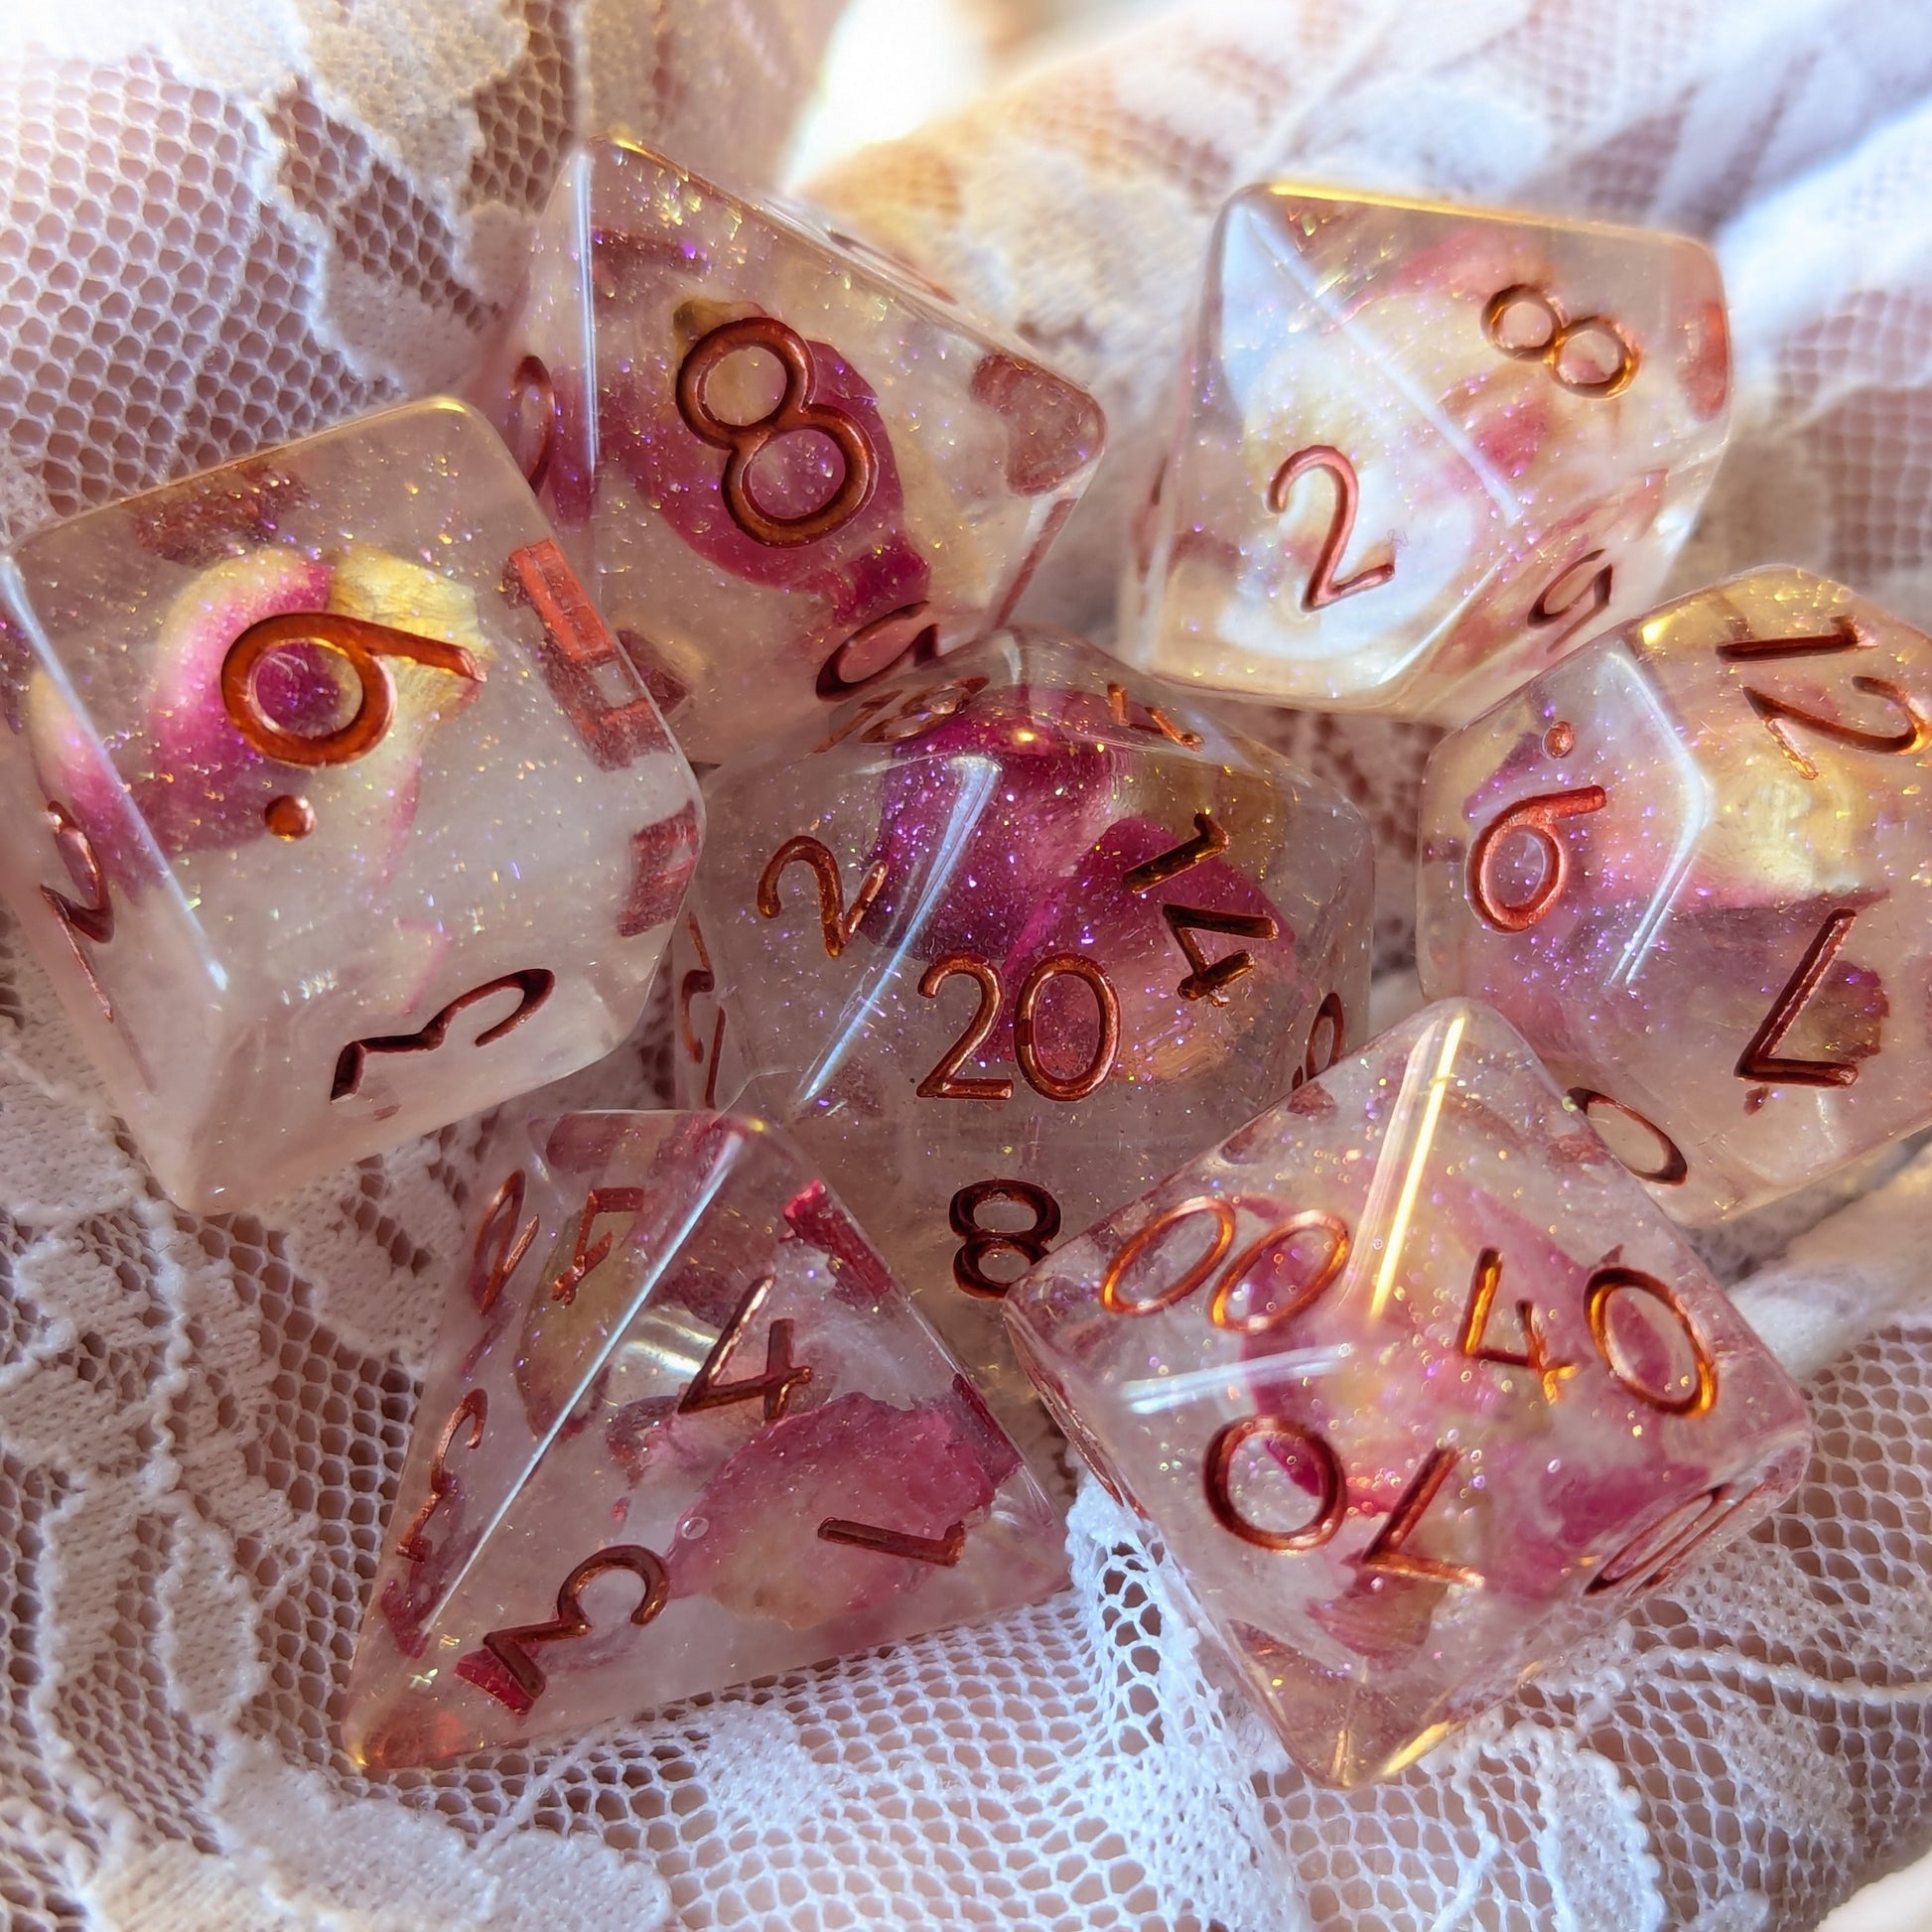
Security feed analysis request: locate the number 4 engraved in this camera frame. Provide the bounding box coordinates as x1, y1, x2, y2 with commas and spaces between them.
676, 1274, 813, 1421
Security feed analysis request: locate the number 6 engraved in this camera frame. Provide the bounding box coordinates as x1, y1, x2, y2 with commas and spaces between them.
221, 612, 482, 766
458, 1545, 669, 1715
676, 316, 879, 546
757, 836, 887, 958
1467, 785, 1607, 932
1267, 446, 1396, 610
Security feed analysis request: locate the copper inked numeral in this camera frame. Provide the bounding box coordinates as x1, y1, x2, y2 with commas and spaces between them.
1100, 1198, 1238, 1315
395, 1389, 487, 1566
757, 835, 886, 958
1734, 908, 1863, 1089
1568, 1088, 1689, 1186
1717, 617, 1927, 776
1267, 445, 1396, 609
459, 1545, 669, 1715
1161, 903, 1281, 1004
1586, 1265, 1717, 1417
470, 1171, 538, 1314
1531, 549, 1613, 655
508, 353, 560, 492
1012, 954, 1120, 1100
1467, 785, 1607, 932
677, 1274, 812, 1421
948, 1178, 1062, 1299
331, 969, 554, 1101
916, 955, 1014, 1100
817, 1518, 966, 1565
677, 914, 728, 1109
547, 1186, 646, 1307
814, 601, 937, 699
1106, 681, 1202, 749
1585, 1471, 1779, 1597
40, 799, 115, 1023
675, 316, 878, 546
1290, 991, 1347, 1090
1206, 1211, 1350, 1336
1203, 1415, 1345, 1553
1455, 1247, 1576, 1404
1121, 811, 1228, 894
1360, 1447, 1482, 1587
1482, 285, 1639, 398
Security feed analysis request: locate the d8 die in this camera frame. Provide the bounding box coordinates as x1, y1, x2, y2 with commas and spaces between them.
671, 627, 1373, 1425
1006, 1000, 1811, 1789
1119, 185, 1729, 724
344, 1109, 1063, 1768
472, 138, 1105, 762
1419, 566, 1932, 1223
0, 399, 699, 1211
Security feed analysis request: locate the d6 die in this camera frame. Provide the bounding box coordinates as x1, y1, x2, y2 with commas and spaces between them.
344, 1109, 1063, 1768
1418, 566, 1932, 1223
1006, 1000, 1811, 1788
1119, 186, 1729, 724
472, 138, 1105, 761
671, 627, 1373, 1425
0, 399, 699, 1210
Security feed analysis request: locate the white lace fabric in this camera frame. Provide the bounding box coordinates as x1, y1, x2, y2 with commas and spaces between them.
7, 2, 1932, 1927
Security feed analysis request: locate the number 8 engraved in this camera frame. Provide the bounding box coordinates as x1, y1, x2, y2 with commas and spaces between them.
1481, 284, 1640, 399
948, 1179, 1062, 1299
676, 317, 879, 547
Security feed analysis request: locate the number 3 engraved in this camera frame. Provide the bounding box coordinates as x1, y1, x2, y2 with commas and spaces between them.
1267, 446, 1395, 610
330, 969, 555, 1101
676, 316, 879, 546
395, 1390, 487, 1567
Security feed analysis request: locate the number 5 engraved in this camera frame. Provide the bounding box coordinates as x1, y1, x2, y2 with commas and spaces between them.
1267, 446, 1395, 610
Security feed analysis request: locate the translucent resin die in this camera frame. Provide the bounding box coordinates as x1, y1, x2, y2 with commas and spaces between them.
1119, 186, 1730, 724
344, 1110, 1063, 1769
1005, 1001, 1811, 1788
671, 627, 1373, 1433
472, 138, 1105, 762
0, 399, 700, 1210
1418, 566, 1932, 1223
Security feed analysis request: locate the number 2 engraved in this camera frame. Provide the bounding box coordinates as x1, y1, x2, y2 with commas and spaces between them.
1717, 619, 1928, 779
330, 969, 555, 1101
1267, 445, 1396, 610
757, 836, 886, 958
222, 612, 482, 766
1455, 1247, 1576, 1403
1734, 907, 1863, 1089
547, 1186, 646, 1306
394, 1390, 486, 1567
676, 1274, 813, 1421
1531, 549, 1614, 655
470, 1172, 538, 1314
41, 800, 116, 1023
1123, 811, 1280, 1004
1467, 785, 1607, 932
916, 953, 1120, 1102
1482, 285, 1639, 398
459, 1545, 669, 1714
675, 316, 878, 546
948, 1178, 1062, 1299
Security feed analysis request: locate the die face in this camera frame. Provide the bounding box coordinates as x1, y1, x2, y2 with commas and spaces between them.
0, 400, 699, 1210
472, 139, 1105, 763
1418, 566, 1932, 1223
1120, 186, 1729, 724
343, 1109, 1063, 1769
671, 627, 1374, 1435
1006, 1001, 1811, 1789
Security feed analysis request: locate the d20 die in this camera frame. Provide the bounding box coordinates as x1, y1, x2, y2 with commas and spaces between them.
471, 137, 1105, 761
343, 1109, 1063, 1768
1119, 185, 1729, 724
0, 399, 699, 1210
1418, 566, 1932, 1223
670, 626, 1373, 1429
1005, 1000, 1811, 1789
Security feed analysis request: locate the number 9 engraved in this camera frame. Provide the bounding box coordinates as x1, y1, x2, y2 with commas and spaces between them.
222, 612, 483, 766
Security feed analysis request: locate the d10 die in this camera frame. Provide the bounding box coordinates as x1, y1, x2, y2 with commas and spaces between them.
1418, 566, 1932, 1223
1006, 1000, 1811, 1789
471, 137, 1105, 762
1119, 185, 1729, 724
343, 1109, 1063, 1768
0, 399, 699, 1211
671, 626, 1373, 1429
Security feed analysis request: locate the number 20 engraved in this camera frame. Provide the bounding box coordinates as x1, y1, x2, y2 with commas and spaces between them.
917, 953, 1120, 1102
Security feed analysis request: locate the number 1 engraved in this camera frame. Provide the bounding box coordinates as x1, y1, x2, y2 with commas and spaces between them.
1734, 907, 1863, 1089
1267, 445, 1397, 609
459, 1545, 669, 1714
676, 1274, 813, 1421
757, 836, 886, 957
330, 969, 555, 1101
41, 800, 115, 1023
1454, 1247, 1576, 1403
816, 1518, 966, 1565
1359, 1447, 1482, 1587
547, 1186, 646, 1306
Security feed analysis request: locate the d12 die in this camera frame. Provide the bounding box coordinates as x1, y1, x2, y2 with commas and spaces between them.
342, 1109, 1063, 1768
1119, 186, 1729, 724
1418, 565, 1932, 1223
670, 626, 1373, 1428
0, 399, 699, 1211
471, 137, 1105, 762
1006, 1000, 1811, 1789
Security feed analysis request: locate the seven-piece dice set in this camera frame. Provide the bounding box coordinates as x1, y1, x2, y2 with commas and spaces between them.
0, 140, 1898, 1790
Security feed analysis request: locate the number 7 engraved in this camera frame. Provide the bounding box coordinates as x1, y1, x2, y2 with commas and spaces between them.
1734, 907, 1863, 1089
